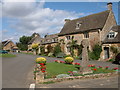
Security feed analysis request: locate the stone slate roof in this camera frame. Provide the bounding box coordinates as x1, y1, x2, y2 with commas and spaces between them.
28, 36, 43, 44
41, 33, 59, 45
103, 25, 120, 44
2, 40, 11, 46
59, 10, 110, 36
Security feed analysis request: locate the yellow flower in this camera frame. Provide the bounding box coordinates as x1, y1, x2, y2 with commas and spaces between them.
32, 43, 39, 49
64, 57, 74, 64
36, 57, 46, 63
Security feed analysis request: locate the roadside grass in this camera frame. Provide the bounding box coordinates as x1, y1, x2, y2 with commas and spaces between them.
20, 52, 33, 55
45, 62, 115, 79
0, 54, 16, 57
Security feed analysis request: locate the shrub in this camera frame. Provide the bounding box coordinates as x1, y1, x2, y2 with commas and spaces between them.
56, 74, 70, 78
64, 57, 74, 64
110, 46, 119, 56
32, 43, 39, 49
53, 44, 62, 56
89, 44, 102, 60
35, 57, 46, 64
40, 46, 45, 54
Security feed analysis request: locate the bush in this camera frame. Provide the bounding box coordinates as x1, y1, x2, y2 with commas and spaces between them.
64, 57, 74, 64
35, 57, 46, 64
89, 44, 102, 60
53, 44, 62, 56
40, 46, 45, 54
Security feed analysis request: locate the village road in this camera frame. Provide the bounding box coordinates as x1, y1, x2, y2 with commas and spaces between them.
2, 53, 119, 88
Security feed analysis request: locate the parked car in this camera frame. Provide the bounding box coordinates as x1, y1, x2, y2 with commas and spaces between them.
0, 50, 8, 54
113, 53, 120, 65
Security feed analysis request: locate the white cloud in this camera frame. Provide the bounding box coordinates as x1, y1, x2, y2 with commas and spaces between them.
2, 1, 92, 42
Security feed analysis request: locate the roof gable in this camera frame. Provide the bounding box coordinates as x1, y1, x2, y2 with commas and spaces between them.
59, 10, 110, 36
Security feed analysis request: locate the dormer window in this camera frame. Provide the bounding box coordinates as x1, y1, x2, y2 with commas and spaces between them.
107, 32, 115, 39
76, 22, 82, 29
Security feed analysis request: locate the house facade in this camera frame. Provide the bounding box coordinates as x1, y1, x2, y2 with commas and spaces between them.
101, 25, 120, 60
41, 33, 59, 54
28, 33, 43, 52
2, 40, 18, 52
58, 2, 117, 59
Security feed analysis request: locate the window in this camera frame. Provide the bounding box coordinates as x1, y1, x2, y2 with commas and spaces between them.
66, 36, 71, 40
107, 32, 115, 39
52, 38, 56, 42
84, 32, 89, 38
76, 22, 81, 29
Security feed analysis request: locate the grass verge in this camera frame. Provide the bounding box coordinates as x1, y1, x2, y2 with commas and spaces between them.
0, 54, 16, 57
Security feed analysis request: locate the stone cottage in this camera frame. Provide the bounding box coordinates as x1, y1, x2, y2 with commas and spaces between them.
58, 2, 117, 59
41, 33, 59, 54
28, 33, 43, 53
102, 25, 120, 60
1, 40, 18, 52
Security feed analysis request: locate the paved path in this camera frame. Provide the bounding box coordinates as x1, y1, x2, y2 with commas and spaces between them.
36, 76, 119, 88
2, 53, 119, 88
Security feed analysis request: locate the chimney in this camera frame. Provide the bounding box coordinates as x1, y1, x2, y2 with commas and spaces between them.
107, 2, 112, 11
65, 19, 71, 23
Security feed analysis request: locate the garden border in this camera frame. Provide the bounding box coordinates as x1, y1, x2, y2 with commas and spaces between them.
37, 72, 118, 84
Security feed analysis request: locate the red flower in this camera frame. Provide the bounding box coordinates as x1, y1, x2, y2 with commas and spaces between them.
88, 65, 91, 67
42, 70, 45, 73
93, 68, 97, 71
105, 66, 109, 69
40, 63, 45, 66
113, 67, 118, 70
68, 71, 73, 73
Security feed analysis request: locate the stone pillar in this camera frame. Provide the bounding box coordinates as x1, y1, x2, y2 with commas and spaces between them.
80, 39, 93, 74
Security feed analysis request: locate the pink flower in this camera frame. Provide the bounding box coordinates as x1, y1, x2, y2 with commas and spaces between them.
98, 66, 102, 68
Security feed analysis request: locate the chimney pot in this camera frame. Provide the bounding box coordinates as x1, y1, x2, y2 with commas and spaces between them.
107, 2, 112, 11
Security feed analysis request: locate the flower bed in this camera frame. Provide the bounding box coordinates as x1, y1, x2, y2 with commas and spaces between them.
34, 58, 118, 84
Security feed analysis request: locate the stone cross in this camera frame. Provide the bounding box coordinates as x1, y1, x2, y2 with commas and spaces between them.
80, 39, 93, 74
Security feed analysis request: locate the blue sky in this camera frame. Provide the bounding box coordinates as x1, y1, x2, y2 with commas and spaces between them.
1, 1, 119, 42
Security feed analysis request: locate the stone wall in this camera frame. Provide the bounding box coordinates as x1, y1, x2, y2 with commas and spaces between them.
58, 31, 101, 55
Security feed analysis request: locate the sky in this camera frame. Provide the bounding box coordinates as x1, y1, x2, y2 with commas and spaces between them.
0, 0, 119, 43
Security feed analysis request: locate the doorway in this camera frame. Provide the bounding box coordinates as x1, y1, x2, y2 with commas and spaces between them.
104, 47, 110, 59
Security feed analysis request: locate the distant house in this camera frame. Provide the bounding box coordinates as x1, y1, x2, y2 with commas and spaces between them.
28, 33, 43, 52
41, 33, 59, 53
58, 2, 117, 59
2, 40, 18, 52
102, 25, 120, 59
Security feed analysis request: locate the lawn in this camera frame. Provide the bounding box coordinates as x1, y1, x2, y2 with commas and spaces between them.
46, 62, 78, 78
45, 62, 115, 78
0, 54, 16, 57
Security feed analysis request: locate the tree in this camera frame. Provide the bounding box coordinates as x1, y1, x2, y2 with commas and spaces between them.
32, 43, 39, 55
16, 35, 32, 51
